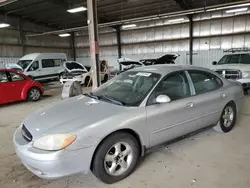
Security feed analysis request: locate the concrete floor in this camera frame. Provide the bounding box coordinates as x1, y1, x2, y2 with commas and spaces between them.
1, 82, 250, 188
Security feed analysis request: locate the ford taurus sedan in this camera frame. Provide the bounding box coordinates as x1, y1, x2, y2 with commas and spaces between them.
13, 65, 243, 184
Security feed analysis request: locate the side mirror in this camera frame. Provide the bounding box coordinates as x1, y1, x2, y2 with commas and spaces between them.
212, 61, 217, 65
156, 95, 171, 104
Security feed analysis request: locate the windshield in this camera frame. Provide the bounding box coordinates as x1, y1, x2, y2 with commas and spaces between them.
17, 60, 32, 69
91, 71, 161, 107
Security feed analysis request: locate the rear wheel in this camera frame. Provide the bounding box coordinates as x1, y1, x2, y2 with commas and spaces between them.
215, 102, 236, 133
27, 87, 41, 101
92, 132, 140, 184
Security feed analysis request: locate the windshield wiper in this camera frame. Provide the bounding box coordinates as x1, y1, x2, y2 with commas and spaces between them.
84, 93, 125, 106
98, 94, 125, 106
83, 92, 99, 100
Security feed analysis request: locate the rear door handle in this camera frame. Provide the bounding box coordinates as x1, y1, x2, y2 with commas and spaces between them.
220, 93, 226, 98
185, 102, 194, 108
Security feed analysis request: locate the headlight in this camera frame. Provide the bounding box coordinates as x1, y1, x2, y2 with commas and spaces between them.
242, 71, 250, 78
33, 134, 76, 151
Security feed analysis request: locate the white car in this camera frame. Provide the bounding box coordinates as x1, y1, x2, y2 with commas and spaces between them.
60, 61, 109, 86
212, 52, 250, 92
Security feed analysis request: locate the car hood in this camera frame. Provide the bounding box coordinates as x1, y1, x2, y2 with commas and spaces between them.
212, 64, 250, 72
154, 53, 179, 64
5, 63, 23, 71
23, 96, 129, 140
117, 58, 143, 66
64, 61, 88, 73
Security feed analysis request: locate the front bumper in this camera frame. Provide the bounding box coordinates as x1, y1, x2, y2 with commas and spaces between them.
13, 127, 95, 179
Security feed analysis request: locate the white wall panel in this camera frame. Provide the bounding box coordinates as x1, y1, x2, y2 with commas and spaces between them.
244, 34, 250, 47
232, 35, 245, 48
181, 24, 189, 38
200, 20, 210, 36
210, 37, 221, 49
210, 19, 221, 35
234, 16, 246, 33
222, 18, 233, 34
221, 36, 232, 49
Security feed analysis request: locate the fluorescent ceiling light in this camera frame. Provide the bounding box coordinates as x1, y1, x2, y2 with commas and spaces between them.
226, 7, 248, 13
67, 6, 87, 13
59, 33, 71, 37
122, 24, 137, 29
0, 23, 10, 28
168, 18, 185, 23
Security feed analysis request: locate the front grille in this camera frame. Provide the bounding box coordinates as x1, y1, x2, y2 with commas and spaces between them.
215, 69, 242, 80
21, 125, 33, 142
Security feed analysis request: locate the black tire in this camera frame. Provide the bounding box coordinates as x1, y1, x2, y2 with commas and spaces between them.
103, 74, 109, 83
218, 102, 237, 133
92, 132, 140, 184
27, 87, 41, 101
84, 76, 91, 87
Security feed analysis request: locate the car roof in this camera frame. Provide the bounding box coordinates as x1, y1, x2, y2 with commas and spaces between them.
131, 64, 211, 75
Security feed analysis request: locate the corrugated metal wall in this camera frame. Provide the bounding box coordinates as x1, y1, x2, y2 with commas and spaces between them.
1, 10, 250, 69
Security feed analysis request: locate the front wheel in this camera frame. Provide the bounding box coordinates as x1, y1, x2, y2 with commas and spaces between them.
27, 87, 41, 101
92, 132, 140, 184
215, 102, 237, 133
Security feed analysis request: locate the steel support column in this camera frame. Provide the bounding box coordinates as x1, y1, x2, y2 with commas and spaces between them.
189, 15, 193, 65
87, 0, 100, 89
115, 26, 122, 70
71, 32, 76, 61
18, 19, 26, 56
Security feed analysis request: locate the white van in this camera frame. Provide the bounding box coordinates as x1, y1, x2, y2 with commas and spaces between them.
16, 53, 66, 80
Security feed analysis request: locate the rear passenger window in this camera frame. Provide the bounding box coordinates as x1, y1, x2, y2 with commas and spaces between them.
42, 59, 54, 68
42, 59, 62, 68
189, 71, 222, 94
240, 54, 250, 64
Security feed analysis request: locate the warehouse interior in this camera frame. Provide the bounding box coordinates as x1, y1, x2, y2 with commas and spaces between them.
1, 0, 250, 188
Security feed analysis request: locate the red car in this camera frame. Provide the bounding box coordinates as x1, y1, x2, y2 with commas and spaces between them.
0, 69, 44, 105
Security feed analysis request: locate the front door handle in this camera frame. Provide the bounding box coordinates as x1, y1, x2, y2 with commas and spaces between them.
185, 102, 194, 108
220, 93, 226, 98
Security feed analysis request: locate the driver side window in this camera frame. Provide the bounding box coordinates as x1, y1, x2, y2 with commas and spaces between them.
28, 61, 39, 72
147, 71, 191, 105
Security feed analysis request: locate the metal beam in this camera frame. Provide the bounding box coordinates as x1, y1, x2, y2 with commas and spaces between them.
114, 25, 122, 71
7, 0, 48, 14
101, 1, 170, 16
71, 32, 76, 61
18, 19, 26, 56
87, 0, 100, 89
188, 15, 193, 65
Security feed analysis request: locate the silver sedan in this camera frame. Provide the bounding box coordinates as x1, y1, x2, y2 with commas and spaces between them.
13, 65, 244, 184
